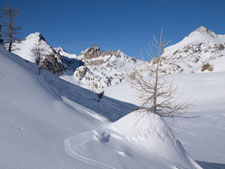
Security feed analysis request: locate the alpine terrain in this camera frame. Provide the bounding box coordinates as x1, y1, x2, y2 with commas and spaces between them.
1, 26, 225, 169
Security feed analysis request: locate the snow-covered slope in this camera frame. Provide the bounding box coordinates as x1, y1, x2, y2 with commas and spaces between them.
66, 110, 202, 169
113, 111, 201, 169
159, 26, 225, 73
10, 32, 55, 62
0, 46, 205, 169
0, 46, 99, 169
105, 71, 225, 168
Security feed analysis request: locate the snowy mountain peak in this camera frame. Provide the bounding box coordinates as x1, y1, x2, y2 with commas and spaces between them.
24, 32, 46, 42
196, 26, 209, 32
10, 32, 64, 75
190, 26, 216, 38
188, 26, 217, 40
161, 26, 225, 73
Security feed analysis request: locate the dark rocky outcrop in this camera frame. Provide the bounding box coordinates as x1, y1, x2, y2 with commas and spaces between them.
40, 54, 64, 76
83, 45, 103, 60
201, 63, 214, 72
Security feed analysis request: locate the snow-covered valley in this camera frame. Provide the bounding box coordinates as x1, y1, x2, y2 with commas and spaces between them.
1, 26, 225, 169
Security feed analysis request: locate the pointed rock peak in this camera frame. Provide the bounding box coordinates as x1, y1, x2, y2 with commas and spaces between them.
82, 44, 103, 59
86, 44, 102, 53
90, 44, 100, 50
196, 26, 208, 32
193, 26, 216, 37
38, 33, 46, 41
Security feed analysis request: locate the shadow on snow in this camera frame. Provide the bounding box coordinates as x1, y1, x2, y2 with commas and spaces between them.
197, 161, 225, 169
40, 69, 137, 122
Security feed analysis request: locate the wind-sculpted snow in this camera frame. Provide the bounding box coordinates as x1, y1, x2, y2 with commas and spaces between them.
105, 71, 225, 168
1, 26, 225, 169
64, 112, 202, 169
113, 111, 202, 169
40, 68, 136, 122
0, 46, 203, 169
0, 46, 135, 169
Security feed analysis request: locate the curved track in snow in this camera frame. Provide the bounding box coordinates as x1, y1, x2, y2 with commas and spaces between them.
64, 139, 116, 169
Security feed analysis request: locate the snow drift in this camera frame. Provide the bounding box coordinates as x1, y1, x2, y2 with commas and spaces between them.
113, 110, 202, 169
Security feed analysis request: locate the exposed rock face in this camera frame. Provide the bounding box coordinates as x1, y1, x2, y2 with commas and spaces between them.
74, 66, 89, 80
40, 54, 64, 76
201, 63, 214, 72
82, 45, 103, 60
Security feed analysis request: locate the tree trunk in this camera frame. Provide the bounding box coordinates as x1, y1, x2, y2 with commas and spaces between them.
8, 42, 12, 52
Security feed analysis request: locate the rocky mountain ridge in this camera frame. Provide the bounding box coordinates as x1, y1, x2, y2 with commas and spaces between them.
57, 45, 141, 91
7, 26, 225, 91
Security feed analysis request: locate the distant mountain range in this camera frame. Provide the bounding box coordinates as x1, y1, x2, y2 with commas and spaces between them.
9, 26, 225, 91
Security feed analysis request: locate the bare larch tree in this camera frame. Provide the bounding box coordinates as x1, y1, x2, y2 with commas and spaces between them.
31, 43, 45, 65
0, 6, 21, 52
31, 43, 47, 74
129, 28, 187, 115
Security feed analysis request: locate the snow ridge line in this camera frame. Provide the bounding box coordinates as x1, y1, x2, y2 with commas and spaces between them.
64, 139, 116, 169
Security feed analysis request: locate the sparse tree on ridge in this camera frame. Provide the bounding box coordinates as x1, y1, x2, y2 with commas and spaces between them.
129, 28, 188, 115
31, 43, 46, 74
0, 6, 21, 52
31, 43, 45, 65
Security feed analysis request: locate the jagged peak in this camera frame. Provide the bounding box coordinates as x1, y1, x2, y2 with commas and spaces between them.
83, 44, 100, 52
191, 26, 216, 37
81, 44, 103, 59
90, 44, 100, 49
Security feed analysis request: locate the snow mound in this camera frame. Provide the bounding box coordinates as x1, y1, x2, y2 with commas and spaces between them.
65, 129, 180, 169
113, 111, 202, 169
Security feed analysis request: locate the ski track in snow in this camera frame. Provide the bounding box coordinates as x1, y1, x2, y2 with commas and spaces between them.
64, 139, 116, 169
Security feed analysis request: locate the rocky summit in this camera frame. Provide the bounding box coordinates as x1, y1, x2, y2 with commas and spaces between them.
158, 26, 225, 73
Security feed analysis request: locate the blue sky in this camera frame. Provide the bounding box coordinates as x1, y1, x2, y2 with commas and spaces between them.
1, 0, 225, 58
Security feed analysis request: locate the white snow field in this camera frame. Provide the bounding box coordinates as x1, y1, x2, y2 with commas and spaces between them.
106, 72, 225, 168
0, 45, 224, 169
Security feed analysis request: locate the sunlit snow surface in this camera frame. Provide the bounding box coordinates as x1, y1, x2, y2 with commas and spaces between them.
1, 46, 225, 169
105, 72, 225, 168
